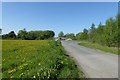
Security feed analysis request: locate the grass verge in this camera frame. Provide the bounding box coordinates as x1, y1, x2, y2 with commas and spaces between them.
78, 41, 118, 55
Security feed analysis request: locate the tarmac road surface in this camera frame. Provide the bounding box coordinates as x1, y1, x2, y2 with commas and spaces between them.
61, 41, 118, 78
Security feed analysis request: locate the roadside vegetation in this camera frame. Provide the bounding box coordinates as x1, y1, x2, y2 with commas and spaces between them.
76, 14, 119, 55
58, 14, 120, 55
2, 40, 84, 78
78, 14, 119, 47
78, 41, 118, 55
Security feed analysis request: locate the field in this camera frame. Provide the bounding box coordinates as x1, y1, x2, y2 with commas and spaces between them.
2, 40, 81, 78
0, 40, 1, 79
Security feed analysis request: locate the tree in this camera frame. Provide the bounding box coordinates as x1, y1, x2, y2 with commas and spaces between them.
2, 29, 55, 40
76, 28, 88, 40
91, 23, 95, 30
18, 28, 27, 40
83, 28, 88, 33
2, 34, 8, 39
76, 15, 119, 47
58, 31, 64, 37
118, 14, 120, 48
95, 22, 105, 45
2, 31, 16, 39
0, 28, 2, 34
42, 30, 55, 39
76, 32, 82, 40
89, 23, 96, 43
26, 31, 36, 40
21, 30, 55, 40
8, 31, 17, 39
104, 17, 118, 47
65, 33, 75, 39
82, 28, 88, 40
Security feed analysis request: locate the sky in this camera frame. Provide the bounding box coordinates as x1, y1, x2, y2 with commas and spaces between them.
2, 2, 118, 36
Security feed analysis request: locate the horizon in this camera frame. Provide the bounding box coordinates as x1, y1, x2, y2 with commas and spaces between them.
2, 2, 118, 37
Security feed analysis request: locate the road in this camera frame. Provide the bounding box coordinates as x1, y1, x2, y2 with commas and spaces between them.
61, 41, 118, 78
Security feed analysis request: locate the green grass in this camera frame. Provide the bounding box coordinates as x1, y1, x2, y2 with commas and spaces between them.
0, 40, 2, 80
78, 41, 118, 55
2, 40, 84, 79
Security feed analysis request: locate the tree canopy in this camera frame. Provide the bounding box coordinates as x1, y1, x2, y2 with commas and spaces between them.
2, 29, 55, 40
76, 14, 119, 47
65, 33, 75, 39
2, 31, 17, 39
58, 31, 64, 37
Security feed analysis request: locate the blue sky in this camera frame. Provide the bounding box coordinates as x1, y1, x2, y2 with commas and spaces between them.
2, 2, 118, 36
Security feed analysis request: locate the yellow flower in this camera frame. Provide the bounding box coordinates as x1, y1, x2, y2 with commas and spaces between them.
38, 63, 41, 66
3, 59, 5, 61
61, 61, 64, 64
10, 76, 14, 78
33, 75, 36, 78
8, 69, 16, 74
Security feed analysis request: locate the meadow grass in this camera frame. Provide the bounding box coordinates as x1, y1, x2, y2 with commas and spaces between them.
2, 40, 82, 79
0, 40, 1, 80
78, 41, 118, 55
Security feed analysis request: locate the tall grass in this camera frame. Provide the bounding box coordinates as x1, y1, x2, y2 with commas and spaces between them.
78, 41, 118, 55
2, 40, 81, 78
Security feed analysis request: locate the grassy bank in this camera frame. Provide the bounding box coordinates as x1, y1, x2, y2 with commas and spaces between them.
2, 40, 84, 79
78, 41, 118, 55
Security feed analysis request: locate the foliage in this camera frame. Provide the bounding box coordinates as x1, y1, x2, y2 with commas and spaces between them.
18, 28, 27, 40
76, 28, 88, 40
76, 32, 82, 40
58, 31, 64, 37
89, 23, 96, 43
2, 40, 81, 78
76, 14, 119, 47
0, 28, 2, 34
2, 29, 55, 40
2, 31, 17, 39
65, 33, 75, 40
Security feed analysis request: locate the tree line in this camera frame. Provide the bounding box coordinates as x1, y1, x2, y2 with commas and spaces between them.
2, 29, 55, 40
58, 14, 119, 47
2, 14, 119, 47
